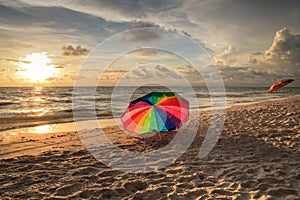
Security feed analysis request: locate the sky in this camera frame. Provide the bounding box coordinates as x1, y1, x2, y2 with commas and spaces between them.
0, 0, 300, 87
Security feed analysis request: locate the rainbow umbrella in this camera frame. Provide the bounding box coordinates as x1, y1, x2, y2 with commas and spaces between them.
121, 92, 189, 135
268, 79, 294, 93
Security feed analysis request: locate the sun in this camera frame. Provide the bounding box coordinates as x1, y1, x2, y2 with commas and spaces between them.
18, 52, 58, 83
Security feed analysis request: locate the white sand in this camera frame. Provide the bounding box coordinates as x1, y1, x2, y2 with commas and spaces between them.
0, 98, 299, 199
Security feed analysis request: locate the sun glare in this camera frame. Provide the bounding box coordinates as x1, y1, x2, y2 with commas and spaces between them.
18, 52, 58, 83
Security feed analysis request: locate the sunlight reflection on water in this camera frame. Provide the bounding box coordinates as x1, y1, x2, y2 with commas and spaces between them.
0, 119, 115, 138
30, 125, 53, 134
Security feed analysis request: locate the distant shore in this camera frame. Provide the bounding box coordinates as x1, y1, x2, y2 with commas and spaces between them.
0, 97, 299, 199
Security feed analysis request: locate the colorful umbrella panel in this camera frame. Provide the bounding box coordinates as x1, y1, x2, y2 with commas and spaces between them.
121, 92, 189, 135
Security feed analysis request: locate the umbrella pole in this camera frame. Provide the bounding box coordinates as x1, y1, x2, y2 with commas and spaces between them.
153, 106, 162, 141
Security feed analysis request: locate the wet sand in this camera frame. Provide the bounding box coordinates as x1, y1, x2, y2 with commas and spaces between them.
0, 98, 299, 199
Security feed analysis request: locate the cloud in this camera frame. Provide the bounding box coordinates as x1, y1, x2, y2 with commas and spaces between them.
0, 3, 131, 51
252, 52, 264, 56
62, 44, 89, 56
248, 54, 258, 65
45, 75, 67, 83
15, 0, 183, 22
243, 28, 300, 83
217, 65, 285, 86
0, 58, 31, 64
7, 0, 198, 46
123, 64, 183, 80
248, 52, 264, 64
214, 28, 300, 86
213, 46, 248, 66
4, 0, 300, 53
182, 0, 300, 50
264, 28, 300, 67
134, 49, 158, 57
45, 77, 57, 81
257, 28, 300, 85
1, 1, 300, 87
54, 65, 64, 69
15, 67, 25, 72
175, 65, 204, 84
131, 21, 160, 29
214, 46, 237, 65
101, 70, 126, 81
131, 21, 193, 39
121, 28, 163, 44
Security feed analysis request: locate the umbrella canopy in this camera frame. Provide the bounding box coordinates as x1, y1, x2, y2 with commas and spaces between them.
121, 92, 189, 135
268, 79, 294, 93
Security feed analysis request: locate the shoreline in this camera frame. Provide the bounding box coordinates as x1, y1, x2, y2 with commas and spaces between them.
1, 96, 299, 136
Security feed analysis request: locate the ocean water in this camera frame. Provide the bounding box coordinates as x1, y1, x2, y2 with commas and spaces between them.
0, 86, 299, 131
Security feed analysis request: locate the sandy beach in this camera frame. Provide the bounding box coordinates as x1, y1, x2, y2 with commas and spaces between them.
0, 98, 299, 199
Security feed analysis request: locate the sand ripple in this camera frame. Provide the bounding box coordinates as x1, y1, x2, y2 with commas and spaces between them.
0, 98, 299, 199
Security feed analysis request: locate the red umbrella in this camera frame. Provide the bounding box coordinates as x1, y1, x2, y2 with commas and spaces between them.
268, 79, 294, 93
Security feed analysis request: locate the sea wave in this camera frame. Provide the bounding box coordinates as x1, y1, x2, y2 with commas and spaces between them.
0, 86, 299, 132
